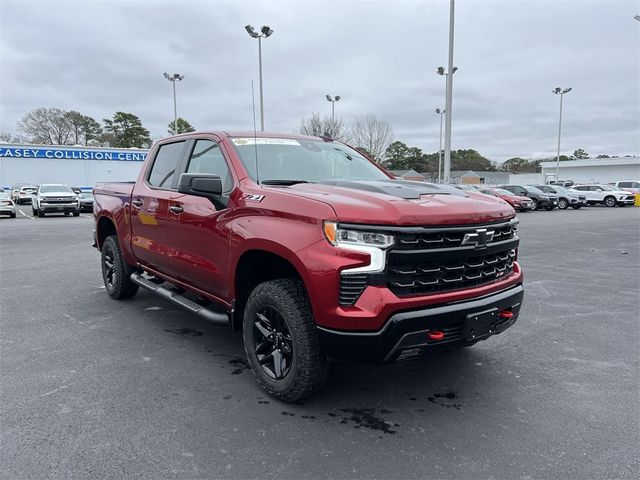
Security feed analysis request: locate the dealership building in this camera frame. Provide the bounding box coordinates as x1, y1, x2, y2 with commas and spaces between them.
539, 157, 640, 184
0, 143, 148, 189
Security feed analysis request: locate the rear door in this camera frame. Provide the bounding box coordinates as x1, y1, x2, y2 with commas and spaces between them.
130, 139, 189, 272
160, 136, 236, 299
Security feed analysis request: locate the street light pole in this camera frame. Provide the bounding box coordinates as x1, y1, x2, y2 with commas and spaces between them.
436, 108, 445, 182
443, 0, 456, 183
163, 72, 185, 134
245, 25, 274, 132
326, 95, 341, 137
553, 87, 572, 181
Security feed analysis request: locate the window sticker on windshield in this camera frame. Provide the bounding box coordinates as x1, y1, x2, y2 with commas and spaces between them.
232, 138, 300, 146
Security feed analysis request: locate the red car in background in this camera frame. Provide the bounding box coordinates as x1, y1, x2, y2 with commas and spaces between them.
478, 188, 533, 212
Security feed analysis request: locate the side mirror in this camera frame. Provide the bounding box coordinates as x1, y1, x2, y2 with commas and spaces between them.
177, 173, 227, 209
178, 173, 223, 197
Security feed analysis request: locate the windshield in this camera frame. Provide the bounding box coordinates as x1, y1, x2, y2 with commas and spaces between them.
78, 193, 94, 199
494, 188, 514, 196
231, 137, 390, 183
40, 185, 74, 194
525, 186, 545, 194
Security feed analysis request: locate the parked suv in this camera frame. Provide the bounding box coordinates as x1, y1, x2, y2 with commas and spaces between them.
11, 184, 37, 204
499, 185, 558, 210
570, 184, 635, 207
0, 191, 17, 218
32, 184, 80, 217
614, 181, 640, 194
535, 185, 586, 210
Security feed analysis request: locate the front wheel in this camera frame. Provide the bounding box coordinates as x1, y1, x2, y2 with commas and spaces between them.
243, 278, 329, 403
530, 199, 539, 211
101, 235, 139, 299
558, 198, 568, 209
73, 211, 80, 217
604, 196, 616, 207
38, 209, 45, 217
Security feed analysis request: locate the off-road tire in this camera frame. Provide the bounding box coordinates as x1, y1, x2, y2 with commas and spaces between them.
243, 278, 330, 403
604, 196, 616, 207
101, 235, 139, 299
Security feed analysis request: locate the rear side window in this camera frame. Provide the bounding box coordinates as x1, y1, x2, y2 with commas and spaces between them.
186, 140, 233, 192
148, 141, 186, 188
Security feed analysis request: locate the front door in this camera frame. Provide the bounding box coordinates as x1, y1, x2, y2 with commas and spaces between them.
162, 137, 236, 299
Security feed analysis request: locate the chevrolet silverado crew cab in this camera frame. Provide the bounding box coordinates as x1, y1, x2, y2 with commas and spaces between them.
93, 132, 524, 402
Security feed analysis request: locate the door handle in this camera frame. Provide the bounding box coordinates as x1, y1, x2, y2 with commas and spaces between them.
169, 205, 184, 214
131, 199, 143, 208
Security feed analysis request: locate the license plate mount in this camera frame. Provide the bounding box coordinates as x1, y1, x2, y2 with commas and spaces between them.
463, 309, 498, 341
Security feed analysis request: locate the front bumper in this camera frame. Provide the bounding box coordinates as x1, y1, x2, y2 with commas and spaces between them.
317, 284, 524, 363
537, 198, 558, 208
40, 203, 79, 213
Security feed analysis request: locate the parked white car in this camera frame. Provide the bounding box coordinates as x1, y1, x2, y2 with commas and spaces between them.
613, 180, 640, 194
0, 191, 17, 218
570, 184, 635, 207
31, 184, 80, 217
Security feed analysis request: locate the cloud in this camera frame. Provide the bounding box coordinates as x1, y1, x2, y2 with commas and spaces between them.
0, 0, 638, 160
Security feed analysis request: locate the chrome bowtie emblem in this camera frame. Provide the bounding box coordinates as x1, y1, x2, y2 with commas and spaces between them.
461, 228, 494, 248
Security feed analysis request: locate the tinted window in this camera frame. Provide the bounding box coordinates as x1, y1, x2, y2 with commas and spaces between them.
574, 186, 587, 191
186, 140, 233, 192
148, 141, 186, 188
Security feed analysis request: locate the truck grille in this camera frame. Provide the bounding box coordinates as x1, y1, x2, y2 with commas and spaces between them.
386, 249, 516, 297
393, 221, 516, 250
337, 220, 519, 305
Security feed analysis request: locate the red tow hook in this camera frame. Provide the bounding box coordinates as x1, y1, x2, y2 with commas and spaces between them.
499, 310, 514, 319
427, 330, 445, 341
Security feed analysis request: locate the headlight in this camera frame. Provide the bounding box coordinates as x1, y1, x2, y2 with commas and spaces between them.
323, 221, 394, 248
323, 221, 395, 274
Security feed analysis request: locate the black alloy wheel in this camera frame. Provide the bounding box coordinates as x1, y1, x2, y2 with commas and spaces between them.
253, 306, 293, 380
100, 235, 139, 299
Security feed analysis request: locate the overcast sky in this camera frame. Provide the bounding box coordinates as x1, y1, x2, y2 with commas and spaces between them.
1, 0, 638, 161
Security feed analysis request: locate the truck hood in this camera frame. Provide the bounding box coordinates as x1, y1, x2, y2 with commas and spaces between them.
271, 179, 515, 225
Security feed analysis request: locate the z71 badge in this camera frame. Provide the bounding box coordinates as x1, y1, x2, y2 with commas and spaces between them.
241, 194, 265, 202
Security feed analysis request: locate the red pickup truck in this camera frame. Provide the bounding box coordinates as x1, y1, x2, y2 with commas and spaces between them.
93, 132, 523, 402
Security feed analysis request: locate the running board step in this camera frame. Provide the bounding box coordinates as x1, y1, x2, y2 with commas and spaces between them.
131, 272, 229, 325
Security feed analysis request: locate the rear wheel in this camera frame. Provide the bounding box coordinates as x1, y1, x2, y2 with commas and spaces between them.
101, 235, 139, 299
243, 278, 329, 403
604, 196, 616, 207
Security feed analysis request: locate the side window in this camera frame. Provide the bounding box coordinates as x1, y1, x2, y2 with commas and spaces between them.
186, 140, 233, 192
148, 141, 186, 189
618, 182, 630, 188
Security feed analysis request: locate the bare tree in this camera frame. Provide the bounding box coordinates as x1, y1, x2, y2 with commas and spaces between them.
300, 113, 347, 141
17, 108, 73, 145
349, 114, 394, 162
0, 132, 12, 142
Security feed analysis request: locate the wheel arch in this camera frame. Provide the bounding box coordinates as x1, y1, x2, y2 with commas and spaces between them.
232, 249, 309, 331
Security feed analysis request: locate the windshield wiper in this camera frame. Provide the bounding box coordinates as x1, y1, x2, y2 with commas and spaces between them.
261, 179, 313, 186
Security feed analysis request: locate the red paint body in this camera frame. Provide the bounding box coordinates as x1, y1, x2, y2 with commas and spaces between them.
94, 132, 523, 333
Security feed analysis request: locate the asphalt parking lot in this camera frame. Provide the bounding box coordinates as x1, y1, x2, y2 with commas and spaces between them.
1, 204, 638, 479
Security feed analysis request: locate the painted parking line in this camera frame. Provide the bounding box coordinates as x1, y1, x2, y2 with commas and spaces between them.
18, 209, 35, 220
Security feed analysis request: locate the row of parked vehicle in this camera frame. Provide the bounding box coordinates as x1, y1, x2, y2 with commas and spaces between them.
454, 183, 637, 211
1, 183, 94, 218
